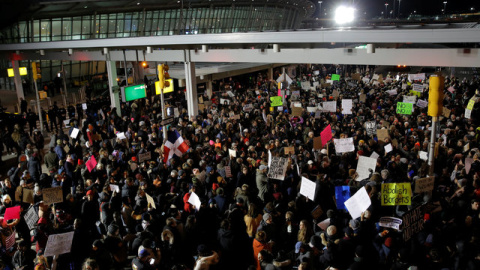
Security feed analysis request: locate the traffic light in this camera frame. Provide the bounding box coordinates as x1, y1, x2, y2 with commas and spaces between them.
428, 75, 444, 117
163, 64, 170, 88
157, 63, 170, 89
32, 62, 41, 80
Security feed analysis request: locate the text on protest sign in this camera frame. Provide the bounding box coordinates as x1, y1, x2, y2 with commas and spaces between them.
365, 121, 376, 136
344, 187, 371, 220
138, 152, 151, 163
416, 99, 428, 108
146, 193, 156, 209
414, 177, 435, 193
24, 206, 38, 230
300, 177, 316, 201
379, 217, 403, 230
270, 96, 283, 106
341, 99, 353, 115
402, 204, 425, 242
44, 231, 75, 257
267, 157, 288, 180
396, 102, 413, 115
412, 84, 424, 92
320, 124, 332, 148
356, 156, 377, 182
322, 101, 336, 112
42, 187, 63, 205
381, 183, 412, 206
333, 138, 355, 153
377, 129, 390, 142
335, 186, 350, 210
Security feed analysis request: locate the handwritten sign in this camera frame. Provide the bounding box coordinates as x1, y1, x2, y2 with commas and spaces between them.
322, 101, 336, 112
270, 96, 283, 106
467, 99, 476, 110
267, 157, 288, 180
442, 107, 451, 118
300, 177, 316, 201
24, 206, 38, 230
396, 102, 413, 115
22, 189, 34, 204
292, 107, 303, 117
4, 206, 21, 221
335, 186, 350, 210
381, 183, 412, 206
138, 152, 151, 163
116, 132, 126, 140
70, 128, 80, 139
331, 74, 340, 81
416, 99, 428, 108
379, 217, 403, 230
334, 138, 355, 153
42, 187, 63, 205
414, 177, 434, 193
109, 184, 120, 193
320, 124, 332, 147
86, 155, 97, 173
44, 231, 75, 257
344, 187, 371, 220
402, 204, 424, 241
225, 166, 233, 178
356, 156, 377, 181
365, 121, 376, 136
384, 143, 393, 153
284, 147, 295, 155
146, 193, 156, 209
342, 99, 353, 114
412, 84, 423, 92
377, 129, 390, 142
419, 151, 428, 161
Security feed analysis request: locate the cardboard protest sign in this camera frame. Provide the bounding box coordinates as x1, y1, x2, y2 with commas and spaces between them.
377, 129, 390, 142
86, 155, 97, 172
342, 99, 353, 114
44, 231, 75, 257
146, 193, 156, 209
352, 73, 361, 81
313, 136, 322, 150
397, 102, 413, 115
187, 192, 201, 210
320, 125, 332, 148
344, 187, 371, 220
402, 204, 424, 241
414, 177, 435, 193
284, 147, 295, 155
267, 157, 288, 180
359, 94, 366, 103
300, 177, 317, 201
25, 206, 38, 230
381, 183, 412, 206
334, 138, 355, 153
70, 128, 80, 139
292, 107, 303, 117
42, 187, 63, 205
22, 189, 34, 204
138, 152, 151, 163
356, 156, 377, 181
365, 121, 376, 136
442, 107, 451, 118
4, 206, 21, 221
335, 186, 350, 210
270, 96, 283, 106
64, 145, 70, 153
311, 205, 324, 220
379, 217, 403, 230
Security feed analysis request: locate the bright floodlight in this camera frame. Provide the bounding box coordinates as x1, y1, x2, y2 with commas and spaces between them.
335, 6, 354, 24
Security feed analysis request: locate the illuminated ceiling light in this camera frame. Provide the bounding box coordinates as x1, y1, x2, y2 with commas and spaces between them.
335, 6, 354, 24
39, 50, 45, 56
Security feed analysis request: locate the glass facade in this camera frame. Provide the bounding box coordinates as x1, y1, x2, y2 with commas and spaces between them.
0, 5, 308, 44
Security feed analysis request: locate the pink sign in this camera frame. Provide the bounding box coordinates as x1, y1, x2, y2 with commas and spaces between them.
320, 124, 333, 148
4, 206, 21, 221
86, 155, 97, 173
278, 88, 281, 96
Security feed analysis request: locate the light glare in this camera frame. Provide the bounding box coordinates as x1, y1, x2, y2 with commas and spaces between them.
335, 6, 354, 24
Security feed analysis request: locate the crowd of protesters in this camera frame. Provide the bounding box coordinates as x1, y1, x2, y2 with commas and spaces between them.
0, 64, 480, 270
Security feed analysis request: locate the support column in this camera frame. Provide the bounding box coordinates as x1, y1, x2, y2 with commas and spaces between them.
106, 61, 121, 115
267, 67, 274, 81
206, 80, 213, 99
12, 60, 24, 103
184, 62, 198, 118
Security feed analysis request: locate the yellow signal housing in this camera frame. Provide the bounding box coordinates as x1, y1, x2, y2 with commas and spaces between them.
428, 76, 444, 117
158, 64, 164, 89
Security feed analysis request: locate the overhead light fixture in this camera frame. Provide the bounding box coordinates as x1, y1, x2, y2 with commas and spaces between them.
202, 45, 208, 53
273, 44, 280, 53
68, 48, 73, 55
200, 75, 205, 80
103, 48, 109, 55
335, 6, 355, 24
39, 50, 45, 56
146, 46, 153, 54
367, 44, 375, 54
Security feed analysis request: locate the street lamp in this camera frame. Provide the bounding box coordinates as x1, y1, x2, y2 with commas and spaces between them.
443, 1, 447, 14
385, 3, 389, 19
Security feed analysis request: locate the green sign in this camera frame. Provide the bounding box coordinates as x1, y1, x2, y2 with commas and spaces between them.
396, 102, 413, 115
124, 84, 146, 101
270, 96, 283, 107
332, 74, 340, 81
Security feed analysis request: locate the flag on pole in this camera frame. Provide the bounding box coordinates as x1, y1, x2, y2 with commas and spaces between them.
163, 130, 189, 163
5, 229, 16, 249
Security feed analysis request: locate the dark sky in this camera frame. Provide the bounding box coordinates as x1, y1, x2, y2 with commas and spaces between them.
314, 0, 477, 18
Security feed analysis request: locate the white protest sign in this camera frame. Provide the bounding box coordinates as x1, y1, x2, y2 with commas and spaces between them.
386, 90, 397, 96
344, 187, 371, 220
307, 107, 317, 113
419, 151, 428, 161
116, 132, 126, 140
379, 217, 403, 230
267, 157, 288, 180
229, 149, 236, 158
268, 150, 272, 168
356, 156, 377, 181
44, 231, 75, 257
365, 121, 376, 136
300, 177, 317, 201
384, 143, 393, 153
372, 74, 379, 81
82, 103, 87, 110
408, 73, 425, 81
63, 120, 70, 128
25, 206, 38, 230
322, 101, 336, 112
317, 218, 331, 231
70, 128, 80, 139
220, 98, 230, 105
404, 96, 417, 103
416, 99, 428, 108
466, 158, 474, 174
334, 138, 355, 153
362, 77, 370, 84
342, 99, 353, 114
227, 91, 234, 97
414, 177, 435, 193
301, 81, 311, 90
412, 84, 424, 92
370, 152, 380, 159
188, 192, 201, 210
109, 184, 120, 193
465, 108, 472, 119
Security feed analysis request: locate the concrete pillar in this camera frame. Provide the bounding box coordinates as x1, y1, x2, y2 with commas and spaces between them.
184, 62, 198, 118
106, 61, 121, 115
12, 60, 25, 103
267, 67, 274, 81
206, 80, 213, 99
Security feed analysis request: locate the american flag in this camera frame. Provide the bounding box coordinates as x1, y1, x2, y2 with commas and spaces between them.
5, 229, 16, 249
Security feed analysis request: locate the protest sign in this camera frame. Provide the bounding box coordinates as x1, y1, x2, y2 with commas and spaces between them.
225, 166, 233, 178
404, 96, 417, 103
396, 102, 413, 115
414, 177, 435, 193
307, 107, 317, 113
365, 121, 376, 136
410, 90, 422, 97
82, 103, 87, 110
146, 193, 156, 209
419, 151, 428, 161
70, 128, 79, 139
22, 189, 34, 204
332, 89, 339, 98
342, 99, 353, 114
313, 136, 322, 150
315, 110, 322, 119
187, 192, 201, 210
331, 74, 340, 81
317, 218, 331, 230
4, 206, 21, 221
464, 143, 470, 153
300, 177, 316, 201
44, 231, 75, 257
377, 129, 390, 143
447, 86, 455, 93
334, 138, 355, 153
116, 132, 126, 140
109, 184, 120, 193
381, 183, 412, 206
412, 84, 424, 92
344, 187, 371, 220
63, 119, 70, 128
408, 73, 425, 81
466, 158, 474, 174
356, 156, 377, 181
416, 99, 428, 108
335, 186, 350, 210
311, 205, 324, 220
384, 143, 393, 153
86, 155, 97, 172
441, 107, 450, 118
386, 90, 397, 96
64, 145, 70, 153
291, 102, 302, 108
42, 187, 63, 205
379, 217, 403, 230
352, 73, 361, 81
465, 108, 472, 119
370, 152, 380, 159
228, 149, 236, 158
292, 107, 303, 117
138, 152, 151, 163
267, 157, 288, 180
359, 94, 366, 103
270, 96, 283, 106
320, 124, 332, 147
322, 101, 336, 112
284, 147, 295, 155
402, 204, 424, 241
220, 98, 230, 105
467, 98, 476, 110
25, 206, 38, 230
